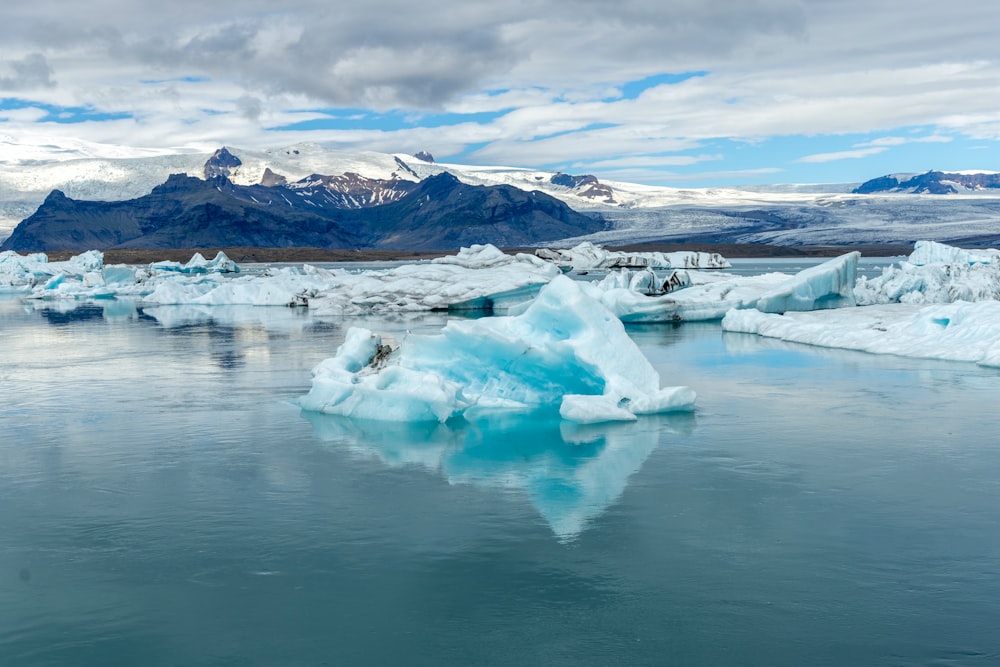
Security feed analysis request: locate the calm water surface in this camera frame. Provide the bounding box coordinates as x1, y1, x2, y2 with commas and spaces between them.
1, 280, 999, 665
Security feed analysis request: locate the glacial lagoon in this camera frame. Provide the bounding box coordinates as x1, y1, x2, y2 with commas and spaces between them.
2, 261, 1000, 665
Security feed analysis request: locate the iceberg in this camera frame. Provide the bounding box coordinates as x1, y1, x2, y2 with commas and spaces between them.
754, 251, 859, 313
298, 276, 696, 423
906, 240, 1000, 266
305, 246, 559, 314
148, 251, 240, 274
722, 301, 1000, 366
6, 245, 559, 313
594, 267, 691, 295
855, 241, 1000, 305
536, 241, 730, 270
584, 252, 860, 322
0, 249, 106, 290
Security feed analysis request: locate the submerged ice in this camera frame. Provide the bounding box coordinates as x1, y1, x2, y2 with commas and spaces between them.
298, 276, 697, 424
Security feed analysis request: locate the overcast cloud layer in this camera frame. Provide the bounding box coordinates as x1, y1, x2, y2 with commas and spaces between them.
1, 0, 998, 185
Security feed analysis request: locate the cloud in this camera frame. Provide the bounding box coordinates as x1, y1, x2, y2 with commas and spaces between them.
236, 95, 263, 122
0, 53, 55, 91
796, 147, 888, 164
574, 155, 723, 170
0, 0, 998, 182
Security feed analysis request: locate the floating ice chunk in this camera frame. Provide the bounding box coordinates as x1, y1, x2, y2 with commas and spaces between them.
722, 301, 1000, 365
1, 251, 47, 289
9, 245, 559, 311
586, 253, 859, 322
595, 268, 691, 295
430, 243, 550, 270
150, 251, 240, 273
536, 241, 730, 270
755, 251, 859, 313
307, 245, 559, 314
907, 240, 1000, 266
299, 276, 696, 423
0, 250, 107, 290
855, 241, 1000, 305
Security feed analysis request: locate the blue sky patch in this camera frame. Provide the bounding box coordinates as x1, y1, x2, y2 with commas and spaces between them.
139, 75, 211, 85
268, 107, 507, 133
619, 71, 708, 99
0, 98, 132, 124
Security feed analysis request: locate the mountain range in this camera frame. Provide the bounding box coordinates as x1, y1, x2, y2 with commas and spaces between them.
1, 149, 603, 251
853, 171, 1000, 195
1, 142, 999, 250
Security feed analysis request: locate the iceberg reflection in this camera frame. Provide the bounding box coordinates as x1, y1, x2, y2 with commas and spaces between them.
301, 410, 695, 540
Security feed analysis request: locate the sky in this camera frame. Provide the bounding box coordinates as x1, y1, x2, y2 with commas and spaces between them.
0, 0, 998, 187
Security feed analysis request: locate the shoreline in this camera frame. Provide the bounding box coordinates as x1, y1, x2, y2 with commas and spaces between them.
40, 242, 915, 264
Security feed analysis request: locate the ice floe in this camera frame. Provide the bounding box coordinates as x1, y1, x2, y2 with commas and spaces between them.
583, 252, 859, 322
3, 244, 559, 313
298, 276, 697, 423
536, 241, 730, 270
722, 301, 1000, 367
149, 251, 240, 274
906, 240, 1000, 266
855, 243, 1000, 305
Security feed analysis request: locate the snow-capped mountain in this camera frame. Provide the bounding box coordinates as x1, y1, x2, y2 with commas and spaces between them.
1, 139, 999, 248
854, 170, 1000, 194
1, 170, 604, 252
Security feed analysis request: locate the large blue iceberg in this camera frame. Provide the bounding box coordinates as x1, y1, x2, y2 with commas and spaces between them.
298, 276, 696, 423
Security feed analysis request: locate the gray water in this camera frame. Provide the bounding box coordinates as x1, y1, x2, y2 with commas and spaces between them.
2, 289, 1000, 666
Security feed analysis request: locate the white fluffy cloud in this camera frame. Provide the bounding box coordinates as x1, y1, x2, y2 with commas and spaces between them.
0, 0, 998, 181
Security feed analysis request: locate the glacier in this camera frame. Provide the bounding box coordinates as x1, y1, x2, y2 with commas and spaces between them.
297, 276, 697, 424
6, 142, 1000, 248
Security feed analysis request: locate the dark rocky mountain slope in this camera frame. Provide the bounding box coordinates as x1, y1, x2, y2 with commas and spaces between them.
1, 170, 604, 252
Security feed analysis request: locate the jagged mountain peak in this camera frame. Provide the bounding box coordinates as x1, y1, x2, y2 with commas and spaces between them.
550, 171, 617, 204
204, 147, 242, 180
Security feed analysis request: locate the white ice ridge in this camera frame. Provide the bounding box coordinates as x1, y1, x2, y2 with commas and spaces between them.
148, 252, 240, 274
906, 240, 1000, 266
584, 252, 860, 322
297, 276, 697, 424
722, 301, 1000, 367
856, 242, 1000, 305
536, 241, 731, 270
